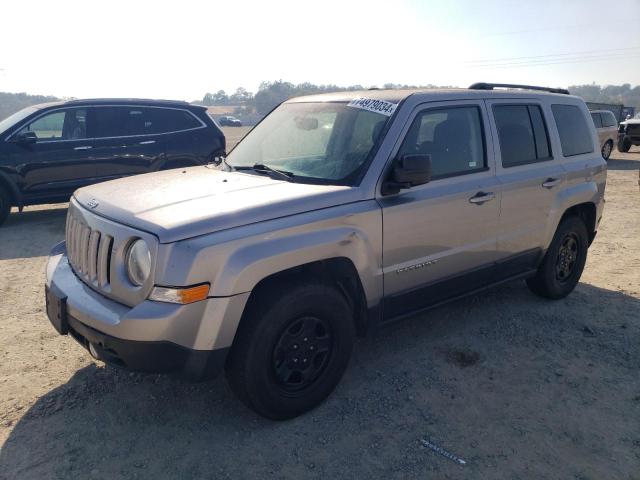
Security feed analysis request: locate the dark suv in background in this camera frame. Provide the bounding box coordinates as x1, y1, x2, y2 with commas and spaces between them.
0, 99, 225, 225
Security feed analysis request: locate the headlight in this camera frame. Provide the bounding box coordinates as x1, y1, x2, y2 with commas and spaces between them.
126, 239, 151, 286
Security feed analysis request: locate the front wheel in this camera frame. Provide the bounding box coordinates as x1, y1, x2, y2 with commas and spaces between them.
225, 282, 355, 420
526, 216, 589, 299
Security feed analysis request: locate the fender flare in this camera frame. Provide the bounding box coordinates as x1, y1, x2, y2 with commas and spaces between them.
210, 226, 382, 308
544, 182, 599, 246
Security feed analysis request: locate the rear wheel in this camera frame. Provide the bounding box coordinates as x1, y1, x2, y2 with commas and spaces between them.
0, 189, 11, 227
526, 216, 589, 299
601, 140, 613, 160
225, 281, 355, 420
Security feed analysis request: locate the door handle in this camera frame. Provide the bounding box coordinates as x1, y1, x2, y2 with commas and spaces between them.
469, 191, 495, 204
542, 177, 561, 188
73, 145, 92, 151
139, 140, 156, 145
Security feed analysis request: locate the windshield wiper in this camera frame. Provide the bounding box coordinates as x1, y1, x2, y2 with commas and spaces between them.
234, 164, 295, 182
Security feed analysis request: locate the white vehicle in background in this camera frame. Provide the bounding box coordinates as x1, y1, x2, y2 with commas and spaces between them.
618, 117, 640, 153
590, 110, 618, 160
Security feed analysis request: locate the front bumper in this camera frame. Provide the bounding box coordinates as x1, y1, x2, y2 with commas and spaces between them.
45, 242, 249, 380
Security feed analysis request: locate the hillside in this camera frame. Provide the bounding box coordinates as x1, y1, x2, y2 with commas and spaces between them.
0, 92, 60, 121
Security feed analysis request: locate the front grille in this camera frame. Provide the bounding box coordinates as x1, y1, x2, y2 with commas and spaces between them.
66, 211, 113, 288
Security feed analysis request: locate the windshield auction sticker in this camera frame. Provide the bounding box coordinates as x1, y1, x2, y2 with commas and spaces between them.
347, 97, 397, 116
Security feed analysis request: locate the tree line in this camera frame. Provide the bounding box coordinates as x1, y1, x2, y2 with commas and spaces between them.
201, 81, 640, 117
0, 92, 59, 122
201, 81, 453, 115
1, 83, 639, 122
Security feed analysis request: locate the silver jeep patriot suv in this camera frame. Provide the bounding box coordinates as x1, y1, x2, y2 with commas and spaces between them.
45, 83, 606, 419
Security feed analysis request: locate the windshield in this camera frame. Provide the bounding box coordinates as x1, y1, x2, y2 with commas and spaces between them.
0, 106, 39, 136
226, 102, 391, 185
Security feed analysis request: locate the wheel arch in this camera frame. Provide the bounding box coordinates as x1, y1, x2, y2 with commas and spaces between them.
559, 202, 597, 245
240, 257, 371, 337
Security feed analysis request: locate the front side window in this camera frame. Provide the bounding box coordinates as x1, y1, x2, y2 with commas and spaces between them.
226, 102, 390, 185
591, 112, 603, 128
552, 104, 594, 157
17, 108, 87, 141
397, 106, 486, 179
494, 104, 551, 167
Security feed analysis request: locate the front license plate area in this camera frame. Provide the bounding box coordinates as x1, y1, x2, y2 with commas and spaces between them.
45, 285, 68, 335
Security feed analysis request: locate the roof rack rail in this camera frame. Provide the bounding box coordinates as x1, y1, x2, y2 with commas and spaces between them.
468, 82, 570, 95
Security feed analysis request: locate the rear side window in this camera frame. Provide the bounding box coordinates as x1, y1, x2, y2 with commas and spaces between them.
552, 104, 594, 157
88, 106, 202, 138
493, 105, 551, 167
89, 107, 129, 138
602, 112, 617, 127
591, 113, 603, 128
398, 106, 486, 179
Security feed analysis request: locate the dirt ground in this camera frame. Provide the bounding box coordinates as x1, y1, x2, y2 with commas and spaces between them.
1, 134, 639, 479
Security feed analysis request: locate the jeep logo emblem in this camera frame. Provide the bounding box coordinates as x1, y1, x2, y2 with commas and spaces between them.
87, 199, 99, 209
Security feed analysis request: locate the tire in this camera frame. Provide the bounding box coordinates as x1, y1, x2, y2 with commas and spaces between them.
225, 281, 355, 420
618, 137, 631, 153
0, 189, 11, 227
526, 216, 589, 299
601, 140, 613, 160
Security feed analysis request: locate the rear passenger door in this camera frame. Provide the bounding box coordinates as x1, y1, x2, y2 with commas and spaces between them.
487, 100, 565, 268
600, 111, 619, 144
86, 106, 166, 182
379, 100, 500, 319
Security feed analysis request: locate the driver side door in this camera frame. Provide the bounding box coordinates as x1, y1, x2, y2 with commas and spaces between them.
8, 107, 98, 201
378, 100, 500, 320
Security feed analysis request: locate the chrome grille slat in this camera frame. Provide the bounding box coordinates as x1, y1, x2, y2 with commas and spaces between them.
97, 235, 113, 288
65, 207, 113, 289
88, 231, 101, 281
70, 217, 77, 266
80, 225, 91, 274
73, 221, 83, 268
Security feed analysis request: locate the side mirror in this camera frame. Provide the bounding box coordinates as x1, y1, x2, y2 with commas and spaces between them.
382, 154, 432, 195
12, 131, 37, 145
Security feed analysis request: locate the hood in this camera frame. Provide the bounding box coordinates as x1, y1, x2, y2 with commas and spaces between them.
74, 166, 360, 243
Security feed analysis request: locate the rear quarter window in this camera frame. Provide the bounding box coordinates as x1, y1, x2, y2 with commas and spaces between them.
147, 108, 202, 134
551, 104, 594, 157
591, 113, 603, 128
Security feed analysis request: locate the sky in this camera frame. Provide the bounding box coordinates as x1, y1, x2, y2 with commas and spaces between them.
0, 0, 638, 101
